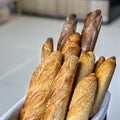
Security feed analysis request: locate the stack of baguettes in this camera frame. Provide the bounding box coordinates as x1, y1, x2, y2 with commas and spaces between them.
19, 9, 116, 120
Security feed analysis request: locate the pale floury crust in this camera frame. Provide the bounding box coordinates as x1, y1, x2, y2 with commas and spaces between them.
81, 9, 102, 52
57, 14, 77, 51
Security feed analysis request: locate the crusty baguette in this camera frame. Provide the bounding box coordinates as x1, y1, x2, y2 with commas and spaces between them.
94, 56, 105, 72
90, 56, 116, 117
66, 73, 97, 120
83, 9, 101, 29
62, 32, 81, 60
41, 37, 53, 62
75, 51, 95, 84
20, 51, 62, 120
57, 14, 77, 51
43, 54, 78, 120
81, 9, 102, 52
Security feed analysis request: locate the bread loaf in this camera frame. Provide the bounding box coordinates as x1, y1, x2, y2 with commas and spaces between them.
81, 9, 102, 52
57, 14, 77, 51
43, 54, 78, 120
94, 56, 105, 72
90, 57, 116, 117
62, 32, 81, 60
41, 37, 53, 62
20, 51, 62, 120
66, 73, 97, 120
75, 51, 95, 84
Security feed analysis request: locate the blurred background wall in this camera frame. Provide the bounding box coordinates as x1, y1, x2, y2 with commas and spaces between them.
0, 0, 120, 24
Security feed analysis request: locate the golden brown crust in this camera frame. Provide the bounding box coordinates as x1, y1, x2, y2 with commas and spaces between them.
43, 55, 78, 120
66, 73, 97, 120
41, 38, 53, 62
20, 51, 62, 120
94, 56, 105, 72
81, 9, 102, 52
57, 14, 77, 51
90, 57, 116, 117
61, 32, 81, 60
75, 51, 95, 84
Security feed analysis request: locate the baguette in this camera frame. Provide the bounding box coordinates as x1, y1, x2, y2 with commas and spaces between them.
81, 9, 102, 52
84, 9, 101, 28
90, 56, 116, 117
57, 14, 77, 51
94, 56, 105, 72
43, 54, 78, 120
20, 51, 62, 120
75, 51, 95, 84
62, 32, 81, 60
66, 73, 97, 120
41, 38, 53, 62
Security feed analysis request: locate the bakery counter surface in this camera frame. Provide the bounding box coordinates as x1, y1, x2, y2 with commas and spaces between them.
0, 15, 120, 119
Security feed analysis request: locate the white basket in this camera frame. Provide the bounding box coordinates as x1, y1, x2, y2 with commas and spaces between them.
0, 92, 111, 120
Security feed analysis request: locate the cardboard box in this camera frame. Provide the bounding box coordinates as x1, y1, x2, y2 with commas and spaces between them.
0, 92, 110, 120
